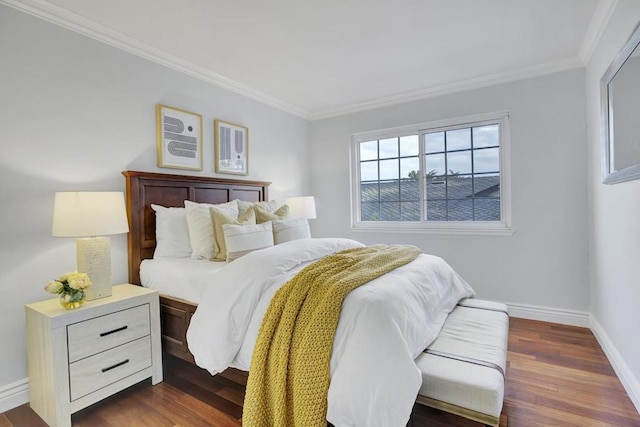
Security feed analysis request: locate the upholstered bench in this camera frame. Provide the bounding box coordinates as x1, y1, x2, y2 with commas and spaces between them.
415, 298, 509, 426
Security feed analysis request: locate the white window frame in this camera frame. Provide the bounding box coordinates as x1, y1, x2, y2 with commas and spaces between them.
350, 111, 513, 236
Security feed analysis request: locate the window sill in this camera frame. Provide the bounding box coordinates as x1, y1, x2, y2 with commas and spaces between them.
350, 221, 515, 236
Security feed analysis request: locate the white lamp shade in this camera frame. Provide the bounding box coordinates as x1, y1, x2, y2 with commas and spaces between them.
52, 192, 129, 237
286, 196, 317, 219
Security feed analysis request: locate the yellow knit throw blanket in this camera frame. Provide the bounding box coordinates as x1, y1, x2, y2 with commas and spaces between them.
242, 244, 421, 427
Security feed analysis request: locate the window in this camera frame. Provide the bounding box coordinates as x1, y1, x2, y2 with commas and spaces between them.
351, 112, 512, 235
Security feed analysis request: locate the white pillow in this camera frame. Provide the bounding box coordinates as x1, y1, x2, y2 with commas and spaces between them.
151, 204, 192, 258
272, 218, 311, 244
236, 199, 279, 216
184, 200, 239, 260
223, 222, 274, 262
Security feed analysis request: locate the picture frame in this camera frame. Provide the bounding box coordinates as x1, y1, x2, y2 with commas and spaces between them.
156, 104, 203, 171
214, 119, 249, 175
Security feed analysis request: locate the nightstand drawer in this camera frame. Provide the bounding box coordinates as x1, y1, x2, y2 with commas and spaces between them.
67, 304, 150, 362
69, 335, 151, 401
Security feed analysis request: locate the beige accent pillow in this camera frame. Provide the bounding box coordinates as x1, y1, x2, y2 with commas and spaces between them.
209, 206, 256, 261
184, 200, 238, 260
223, 222, 274, 262
237, 200, 279, 216
255, 204, 289, 224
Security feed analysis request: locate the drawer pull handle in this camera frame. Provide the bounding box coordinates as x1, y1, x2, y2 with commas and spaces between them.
100, 326, 128, 337
101, 359, 130, 373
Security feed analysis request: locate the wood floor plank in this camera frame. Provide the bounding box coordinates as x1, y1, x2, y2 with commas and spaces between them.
0, 414, 14, 427
2, 318, 639, 426
2, 404, 47, 427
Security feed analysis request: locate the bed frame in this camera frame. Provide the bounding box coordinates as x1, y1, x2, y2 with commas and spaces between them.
122, 170, 270, 363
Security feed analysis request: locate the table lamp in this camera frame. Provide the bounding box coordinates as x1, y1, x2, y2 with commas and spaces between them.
52, 192, 129, 300
285, 196, 317, 219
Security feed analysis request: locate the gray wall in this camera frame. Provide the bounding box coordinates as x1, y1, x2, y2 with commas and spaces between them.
0, 5, 309, 392
310, 69, 589, 313
586, 0, 640, 409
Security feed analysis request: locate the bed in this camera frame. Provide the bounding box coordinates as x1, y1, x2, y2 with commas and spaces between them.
122, 170, 480, 426
123, 170, 270, 364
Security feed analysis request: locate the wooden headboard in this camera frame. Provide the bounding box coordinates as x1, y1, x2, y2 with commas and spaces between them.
122, 170, 270, 285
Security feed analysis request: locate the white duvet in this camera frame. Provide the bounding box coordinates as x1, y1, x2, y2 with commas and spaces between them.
187, 238, 475, 426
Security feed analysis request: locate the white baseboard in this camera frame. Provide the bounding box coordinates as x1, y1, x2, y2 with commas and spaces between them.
506, 302, 590, 327
0, 378, 28, 414
590, 316, 640, 414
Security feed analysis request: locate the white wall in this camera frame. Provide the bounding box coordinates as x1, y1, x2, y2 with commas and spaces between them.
585, 0, 640, 410
0, 4, 309, 403
310, 69, 589, 316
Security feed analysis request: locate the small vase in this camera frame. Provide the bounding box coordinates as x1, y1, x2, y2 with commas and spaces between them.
59, 292, 86, 310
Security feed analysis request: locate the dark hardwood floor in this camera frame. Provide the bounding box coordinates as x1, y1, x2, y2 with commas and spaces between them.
2, 318, 639, 426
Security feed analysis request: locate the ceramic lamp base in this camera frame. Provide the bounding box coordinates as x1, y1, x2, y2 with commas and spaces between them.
76, 237, 112, 300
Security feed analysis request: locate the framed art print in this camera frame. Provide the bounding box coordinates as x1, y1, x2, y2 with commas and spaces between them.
215, 119, 248, 175
156, 104, 203, 170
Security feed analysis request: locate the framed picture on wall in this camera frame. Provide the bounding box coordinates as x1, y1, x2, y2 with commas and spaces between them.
156, 104, 203, 170
214, 119, 249, 175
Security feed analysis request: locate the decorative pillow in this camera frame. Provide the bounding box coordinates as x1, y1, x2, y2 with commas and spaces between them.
184, 200, 239, 260
255, 204, 289, 224
237, 199, 280, 216
209, 206, 256, 261
272, 218, 311, 244
151, 204, 192, 258
223, 222, 274, 262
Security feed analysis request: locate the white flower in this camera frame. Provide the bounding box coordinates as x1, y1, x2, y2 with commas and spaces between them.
67, 272, 91, 290
44, 280, 62, 294
58, 271, 75, 282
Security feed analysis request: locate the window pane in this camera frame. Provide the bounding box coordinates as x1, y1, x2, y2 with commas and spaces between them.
447, 199, 473, 221
379, 181, 400, 201
400, 202, 421, 221
360, 140, 378, 161
447, 176, 472, 199
473, 124, 499, 148
473, 175, 500, 197
425, 153, 445, 176
380, 202, 400, 221
400, 157, 419, 180
400, 179, 419, 201
426, 180, 446, 200
360, 161, 378, 181
474, 198, 501, 220
379, 159, 399, 180
426, 200, 447, 220
400, 135, 419, 156
361, 202, 379, 221
379, 138, 398, 159
360, 182, 379, 202
425, 132, 444, 153
447, 151, 472, 174
474, 147, 500, 173
447, 128, 471, 151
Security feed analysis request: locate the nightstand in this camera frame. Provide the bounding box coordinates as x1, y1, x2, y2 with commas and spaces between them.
25, 284, 163, 427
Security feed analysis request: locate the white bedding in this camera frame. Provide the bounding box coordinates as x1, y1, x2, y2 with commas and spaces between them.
140, 258, 225, 303
187, 238, 475, 427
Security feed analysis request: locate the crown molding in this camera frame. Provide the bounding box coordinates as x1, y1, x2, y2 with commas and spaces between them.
579, 0, 618, 65
0, 0, 311, 119
309, 57, 584, 121
2, 0, 600, 123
